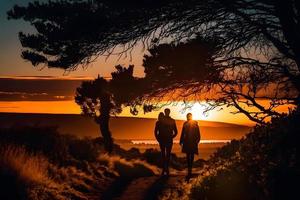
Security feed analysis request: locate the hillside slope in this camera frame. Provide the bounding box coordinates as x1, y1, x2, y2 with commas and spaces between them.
0, 113, 251, 140
188, 112, 300, 200
0, 126, 158, 200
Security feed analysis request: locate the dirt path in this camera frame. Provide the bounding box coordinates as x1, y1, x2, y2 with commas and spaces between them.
113, 173, 192, 200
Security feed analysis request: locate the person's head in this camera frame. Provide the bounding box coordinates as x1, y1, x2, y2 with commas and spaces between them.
158, 112, 165, 121
164, 108, 171, 117
186, 113, 193, 121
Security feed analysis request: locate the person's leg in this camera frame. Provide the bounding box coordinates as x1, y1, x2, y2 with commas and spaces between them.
159, 144, 166, 175
185, 153, 191, 180
186, 154, 190, 172
188, 154, 194, 176
165, 143, 173, 175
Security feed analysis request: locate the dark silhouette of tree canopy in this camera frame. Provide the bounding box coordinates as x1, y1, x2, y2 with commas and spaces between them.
142, 38, 297, 124
75, 76, 114, 152
75, 65, 143, 152
7, 0, 185, 69
7, 0, 300, 122
7, 0, 300, 73
143, 36, 222, 89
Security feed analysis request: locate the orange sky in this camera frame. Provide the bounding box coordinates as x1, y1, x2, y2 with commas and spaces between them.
0, 2, 295, 129
0, 46, 294, 127
0, 100, 293, 126
0, 10, 293, 127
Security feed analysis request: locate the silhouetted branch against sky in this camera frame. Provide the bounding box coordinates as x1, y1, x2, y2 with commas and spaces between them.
7, 0, 300, 124
7, 0, 300, 84
137, 36, 297, 124
6, 1, 300, 69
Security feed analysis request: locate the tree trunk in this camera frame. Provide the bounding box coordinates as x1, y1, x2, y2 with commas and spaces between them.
96, 93, 114, 153
98, 113, 113, 153
275, 0, 300, 109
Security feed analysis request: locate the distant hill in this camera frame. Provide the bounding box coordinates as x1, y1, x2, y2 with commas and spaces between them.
0, 113, 252, 140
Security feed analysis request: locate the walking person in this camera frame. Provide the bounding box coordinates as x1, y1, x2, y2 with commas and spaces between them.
154, 108, 178, 176
180, 113, 201, 181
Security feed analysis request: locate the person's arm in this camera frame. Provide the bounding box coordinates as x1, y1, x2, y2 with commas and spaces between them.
154, 122, 159, 141
195, 122, 201, 143
172, 120, 178, 138
180, 123, 185, 146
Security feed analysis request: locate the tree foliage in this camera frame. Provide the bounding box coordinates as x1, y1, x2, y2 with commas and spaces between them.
143, 36, 222, 88
75, 65, 142, 152
7, 0, 185, 69
140, 36, 296, 124
8, 0, 300, 124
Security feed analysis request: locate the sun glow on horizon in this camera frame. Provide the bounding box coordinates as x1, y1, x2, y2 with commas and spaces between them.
0, 99, 293, 126
119, 101, 256, 125
176, 102, 209, 121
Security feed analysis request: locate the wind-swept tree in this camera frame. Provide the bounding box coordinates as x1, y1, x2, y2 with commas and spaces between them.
7, 0, 300, 122
141, 36, 295, 124
75, 65, 142, 152
75, 76, 114, 152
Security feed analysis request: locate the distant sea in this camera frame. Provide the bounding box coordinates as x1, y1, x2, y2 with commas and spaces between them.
0, 113, 246, 160
116, 139, 230, 160
130, 139, 230, 145
0, 113, 252, 140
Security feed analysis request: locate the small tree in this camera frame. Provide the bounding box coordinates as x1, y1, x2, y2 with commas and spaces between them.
75, 65, 142, 152
75, 76, 114, 152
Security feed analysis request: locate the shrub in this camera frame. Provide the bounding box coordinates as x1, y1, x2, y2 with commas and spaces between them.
98, 154, 158, 178
0, 145, 64, 200
0, 126, 161, 200
190, 112, 300, 200
0, 125, 104, 164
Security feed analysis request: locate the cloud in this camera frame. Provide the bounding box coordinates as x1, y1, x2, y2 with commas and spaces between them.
0, 75, 94, 80
0, 91, 73, 101
0, 77, 87, 101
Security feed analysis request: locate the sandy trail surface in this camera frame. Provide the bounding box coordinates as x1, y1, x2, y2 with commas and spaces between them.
112, 171, 199, 200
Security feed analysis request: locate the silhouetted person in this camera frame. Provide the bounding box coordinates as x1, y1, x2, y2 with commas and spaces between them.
154, 112, 166, 175
180, 113, 200, 180
154, 108, 178, 176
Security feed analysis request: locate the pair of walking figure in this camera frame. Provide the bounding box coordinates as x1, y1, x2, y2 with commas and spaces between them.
154, 108, 201, 179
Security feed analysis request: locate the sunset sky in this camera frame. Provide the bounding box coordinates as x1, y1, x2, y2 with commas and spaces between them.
0, 0, 292, 126
0, 75, 291, 126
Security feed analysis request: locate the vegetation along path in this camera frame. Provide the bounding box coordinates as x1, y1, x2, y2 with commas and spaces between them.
112, 173, 199, 200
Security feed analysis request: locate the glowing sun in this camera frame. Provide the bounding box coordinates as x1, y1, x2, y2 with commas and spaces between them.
179, 102, 209, 121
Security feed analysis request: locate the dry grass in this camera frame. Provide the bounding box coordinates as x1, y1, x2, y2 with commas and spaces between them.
0, 145, 51, 186
98, 154, 159, 178
0, 126, 168, 200
0, 145, 66, 199
0, 145, 102, 200
0, 145, 160, 200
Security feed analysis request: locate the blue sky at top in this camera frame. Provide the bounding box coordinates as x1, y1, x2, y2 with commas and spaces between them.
0, 0, 144, 78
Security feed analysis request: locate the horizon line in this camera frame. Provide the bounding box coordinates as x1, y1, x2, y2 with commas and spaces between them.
0, 111, 254, 127
0, 75, 110, 80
